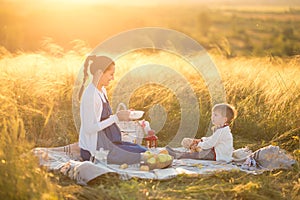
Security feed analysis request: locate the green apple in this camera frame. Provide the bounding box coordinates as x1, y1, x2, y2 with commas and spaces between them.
119, 163, 128, 169
158, 154, 168, 163
145, 150, 152, 155
166, 155, 172, 161
147, 157, 156, 165
142, 151, 153, 160
140, 165, 150, 171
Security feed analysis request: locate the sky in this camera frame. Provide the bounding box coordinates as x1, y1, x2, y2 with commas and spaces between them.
1, 0, 299, 52
2, 0, 300, 6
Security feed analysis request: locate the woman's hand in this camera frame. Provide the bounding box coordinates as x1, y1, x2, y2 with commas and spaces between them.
116, 110, 131, 121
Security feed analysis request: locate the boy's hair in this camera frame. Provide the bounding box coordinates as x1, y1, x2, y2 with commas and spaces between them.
212, 103, 237, 125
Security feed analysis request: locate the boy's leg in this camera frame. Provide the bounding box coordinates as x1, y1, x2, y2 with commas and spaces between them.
166, 146, 215, 160
166, 146, 195, 159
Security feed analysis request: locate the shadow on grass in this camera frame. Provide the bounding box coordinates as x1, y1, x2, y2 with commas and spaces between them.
55, 164, 299, 200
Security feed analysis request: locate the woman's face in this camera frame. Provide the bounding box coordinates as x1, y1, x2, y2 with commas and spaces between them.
97, 64, 115, 87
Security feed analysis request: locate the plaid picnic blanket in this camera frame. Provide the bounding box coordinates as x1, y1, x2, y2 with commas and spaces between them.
33, 143, 296, 185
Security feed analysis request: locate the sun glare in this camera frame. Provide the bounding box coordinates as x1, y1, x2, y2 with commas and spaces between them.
59, 0, 109, 4
38, 0, 173, 6
41, 0, 147, 5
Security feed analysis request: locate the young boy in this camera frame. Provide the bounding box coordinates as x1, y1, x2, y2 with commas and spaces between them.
166, 103, 237, 162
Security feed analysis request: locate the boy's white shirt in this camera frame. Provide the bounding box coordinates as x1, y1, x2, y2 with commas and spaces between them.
197, 126, 233, 162
79, 83, 119, 153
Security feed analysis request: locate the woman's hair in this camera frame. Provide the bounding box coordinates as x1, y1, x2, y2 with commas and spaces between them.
212, 103, 237, 125
78, 55, 115, 100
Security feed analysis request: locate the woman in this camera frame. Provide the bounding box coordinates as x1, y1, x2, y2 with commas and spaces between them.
78, 55, 147, 164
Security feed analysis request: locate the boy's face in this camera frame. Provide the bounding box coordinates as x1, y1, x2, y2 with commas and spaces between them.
211, 110, 227, 126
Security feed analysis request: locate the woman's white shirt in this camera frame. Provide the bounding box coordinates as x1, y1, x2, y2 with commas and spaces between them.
79, 83, 118, 153
197, 126, 233, 162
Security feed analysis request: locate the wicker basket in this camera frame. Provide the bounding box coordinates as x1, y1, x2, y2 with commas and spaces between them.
141, 153, 174, 170
144, 159, 173, 170
116, 103, 146, 145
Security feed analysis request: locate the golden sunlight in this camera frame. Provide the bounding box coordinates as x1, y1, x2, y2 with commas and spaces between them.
1, 0, 299, 199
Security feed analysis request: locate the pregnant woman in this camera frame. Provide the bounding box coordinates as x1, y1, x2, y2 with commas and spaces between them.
78, 55, 147, 164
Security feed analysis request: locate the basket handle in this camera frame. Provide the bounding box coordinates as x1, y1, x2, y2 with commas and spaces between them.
116, 103, 127, 112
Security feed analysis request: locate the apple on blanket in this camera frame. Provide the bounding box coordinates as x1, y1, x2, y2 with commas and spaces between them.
140, 150, 173, 170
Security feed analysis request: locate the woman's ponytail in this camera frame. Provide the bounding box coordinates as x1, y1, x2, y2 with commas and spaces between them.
78, 55, 96, 101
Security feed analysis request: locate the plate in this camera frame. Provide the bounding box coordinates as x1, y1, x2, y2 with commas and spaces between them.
129, 110, 144, 120
120, 129, 136, 133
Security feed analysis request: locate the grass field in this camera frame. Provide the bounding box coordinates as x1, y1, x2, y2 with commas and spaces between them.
0, 1, 300, 200
0, 45, 299, 199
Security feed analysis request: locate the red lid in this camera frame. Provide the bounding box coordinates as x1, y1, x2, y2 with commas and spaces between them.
145, 135, 158, 140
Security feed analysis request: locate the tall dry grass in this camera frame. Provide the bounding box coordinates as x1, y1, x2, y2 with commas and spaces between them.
213, 55, 300, 148
0, 43, 299, 199
0, 41, 89, 199
111, 50, 300, 150
0, 117, 59, 199
1, 45, 299, 148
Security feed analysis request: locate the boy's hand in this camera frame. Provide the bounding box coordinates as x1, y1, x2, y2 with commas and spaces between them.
190, 144, 200, 152
189, 140, 201, 152
193, 139, 202, 143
